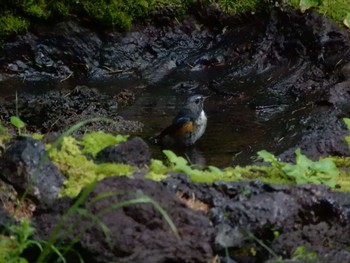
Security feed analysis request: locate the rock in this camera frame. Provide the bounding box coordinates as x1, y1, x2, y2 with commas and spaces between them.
96, 137, 151, 167
162, 174, 350, 262
341, 61, 350, 80
0, 137, 65, 204
2, 86, 143, 135
33, 176, 214, 263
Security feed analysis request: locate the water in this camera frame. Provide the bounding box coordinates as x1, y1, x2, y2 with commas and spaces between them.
109, 64, 305, 167
0, 62, 307, 168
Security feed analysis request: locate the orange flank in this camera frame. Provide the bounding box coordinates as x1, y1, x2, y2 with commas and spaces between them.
176, 121, 195, 135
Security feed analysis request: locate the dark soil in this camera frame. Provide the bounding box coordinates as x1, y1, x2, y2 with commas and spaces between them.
0, 3, 350, 263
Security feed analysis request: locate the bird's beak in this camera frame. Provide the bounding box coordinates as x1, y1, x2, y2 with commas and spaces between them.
203, 95, 211, 100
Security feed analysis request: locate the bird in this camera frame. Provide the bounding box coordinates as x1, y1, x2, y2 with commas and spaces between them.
155, 94, 208, 147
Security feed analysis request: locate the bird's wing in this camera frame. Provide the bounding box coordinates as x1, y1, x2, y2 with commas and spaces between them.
156, 116, 194, 139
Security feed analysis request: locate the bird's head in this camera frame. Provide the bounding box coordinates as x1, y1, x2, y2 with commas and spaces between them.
183, 94, 208, 118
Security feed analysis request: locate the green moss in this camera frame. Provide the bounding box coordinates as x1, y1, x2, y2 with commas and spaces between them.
50, 1, 70, 17
0, 0, 268, 37
146, 149, 350, 193
317, 0, 350, 24
48, 136, 134, 197
217, 0, 263, 14
335, 170, 350, 192
146, 150, 293, 185
81, 131, 128, 158
22, 0, 50, 18
0, 13, 29, 36
289, 0, 350, 27
0, 0, 349, 37
0, 218, 41, 262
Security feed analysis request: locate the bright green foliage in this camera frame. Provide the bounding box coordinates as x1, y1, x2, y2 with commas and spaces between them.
217, 0, 262, 14
292, 246, 317, 260
344, 13, 350, 28
0, 0, 185, 36
10, 116, 25, 129
0, 124, 11, 154
0, 13, 29, 36
317, 0, 350, 26
147, 150, 243, 183
163, 150, 227, 183
145, 159, 170, 181
81, 0, 132, 29
344, 118, 350, 149
0, 219, 42, 263
48, 136, 134, 197
344, 118, 350, 130
146, 150, 301, 185
258, 148, 339, 188
50, 1, 70, 16
22, 0, 50, 18
290, 0, 350, 27
32, 133, 44, 140
10, 116, 26, 136
81, 131, 128, 157
299, 0, 319, 13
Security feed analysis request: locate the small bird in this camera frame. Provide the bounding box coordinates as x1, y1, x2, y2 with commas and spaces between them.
156, 94, 208, 147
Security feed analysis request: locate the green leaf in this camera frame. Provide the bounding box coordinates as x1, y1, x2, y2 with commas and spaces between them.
10, 116, 25, 129
344, 13, 350, 28
257, 150, 284, 168
149, 159, 168, 173
32, 133, 44, 140
163, 150, 190, 173
299, 0, 319, 13
344, 118, 350, 130
292, 246, 317, 260
0, 122, 7, 133
257, 150, 278, 163
208, 165, 223, 174
281, 148, 339, 187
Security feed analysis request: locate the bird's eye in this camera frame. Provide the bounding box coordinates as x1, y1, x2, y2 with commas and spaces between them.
195, 98, 200, 104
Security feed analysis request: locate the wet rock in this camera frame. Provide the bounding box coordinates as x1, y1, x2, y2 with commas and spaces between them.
341, 62, 350, 79
0, 16, 219, 82
0, 137, 65, 204
328, 62, 350, 111
96, 137, 151, 167
162, 174, 350, 262
33, 176, 214, 263
2, 86, 143, 135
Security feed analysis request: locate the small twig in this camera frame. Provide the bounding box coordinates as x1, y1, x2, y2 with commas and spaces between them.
107, 69, 127, 74
103, 65, 131, 74
292, 106, 307, 115
60, 72, 73, 82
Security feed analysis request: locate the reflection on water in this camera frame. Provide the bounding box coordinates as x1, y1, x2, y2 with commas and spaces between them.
116, 64, 305, 167
0, 62, 307, 167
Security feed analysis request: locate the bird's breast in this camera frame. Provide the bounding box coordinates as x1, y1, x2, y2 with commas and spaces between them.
193, 110, 207, 141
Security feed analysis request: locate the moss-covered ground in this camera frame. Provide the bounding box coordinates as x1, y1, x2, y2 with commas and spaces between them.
0, 0, 349, 38
43, 131, 350, 197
